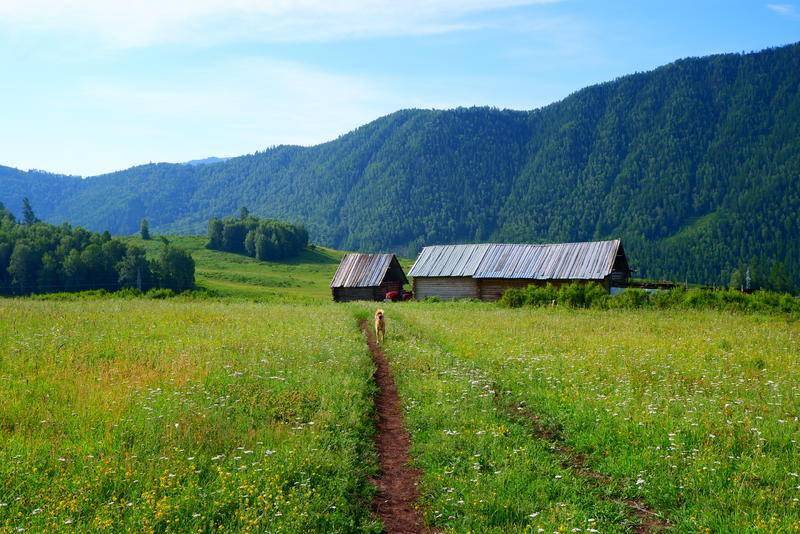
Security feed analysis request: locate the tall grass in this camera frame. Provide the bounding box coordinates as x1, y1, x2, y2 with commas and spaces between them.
499, 283, 800, 315
0, 300, 379, 532
392, 303, 800, 531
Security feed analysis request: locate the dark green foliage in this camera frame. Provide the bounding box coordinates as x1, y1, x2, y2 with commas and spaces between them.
139, 218, 151, 240
0, 201, 15, 223
0, 217, 194, 295
21, 197, 37, 225
207, 216, 308, 261
3, 44, 800, 289
498, 283, 609, 309
117, 245, 156, 291
207, 219, 224, 249
155, 245, 195, 292
499, 283, 800, 315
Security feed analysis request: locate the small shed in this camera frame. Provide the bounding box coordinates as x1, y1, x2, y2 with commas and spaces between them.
331, 253, 409, 302
408, 239, 632, 301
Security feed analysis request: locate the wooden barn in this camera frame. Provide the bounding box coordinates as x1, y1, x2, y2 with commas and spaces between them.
330, 253, 409, 302
408, 239, 632, 301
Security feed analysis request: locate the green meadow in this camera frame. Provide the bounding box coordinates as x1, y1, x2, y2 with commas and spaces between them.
2, 241, 799, 532
126, 236, 345, 301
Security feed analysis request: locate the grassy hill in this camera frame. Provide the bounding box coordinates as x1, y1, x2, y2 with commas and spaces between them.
127, 236, 346, 301
123, 236, 416, 301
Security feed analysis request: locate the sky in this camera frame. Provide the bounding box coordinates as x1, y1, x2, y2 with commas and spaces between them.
0, 1, 798, 177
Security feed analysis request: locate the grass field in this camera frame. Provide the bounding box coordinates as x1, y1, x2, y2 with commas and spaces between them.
0, 299, 379, 531
127, 236, 346, 301
387, 303, 800, 531
3, 241, 799, 531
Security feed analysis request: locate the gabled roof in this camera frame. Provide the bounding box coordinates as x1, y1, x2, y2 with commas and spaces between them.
408, 240, 625, 281
330, 253, 408, 288
404, 244, 492, 278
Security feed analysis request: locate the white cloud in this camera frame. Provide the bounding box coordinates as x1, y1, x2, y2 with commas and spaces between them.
30, 57, 397, 174
766, 3, 800, 18
0, 0, 561, 47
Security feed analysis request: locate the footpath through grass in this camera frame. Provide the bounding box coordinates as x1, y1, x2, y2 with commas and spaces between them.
388, 303, 800, 531
0, 299, 379, 532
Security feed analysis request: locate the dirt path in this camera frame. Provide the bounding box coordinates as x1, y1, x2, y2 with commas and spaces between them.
360, 320, 424, 534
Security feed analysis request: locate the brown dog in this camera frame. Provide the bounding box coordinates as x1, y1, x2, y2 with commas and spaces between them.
374, 308, 385, 343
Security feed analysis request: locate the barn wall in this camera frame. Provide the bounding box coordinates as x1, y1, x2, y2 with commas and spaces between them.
413, 277, 479, 300
610, 270, 629, 287
477, 279, 533, 301
332, 287, 382, 302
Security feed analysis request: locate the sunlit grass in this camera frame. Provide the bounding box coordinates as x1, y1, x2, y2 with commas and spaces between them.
390, 303, 800, 531
126, 236, 345, 301
0, 299, 379, 532
4, 246, 799, 532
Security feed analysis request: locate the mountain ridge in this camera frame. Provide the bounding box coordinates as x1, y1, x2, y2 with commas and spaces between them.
1, 42, 799, 287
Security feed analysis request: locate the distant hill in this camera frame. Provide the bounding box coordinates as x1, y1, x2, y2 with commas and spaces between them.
1, 42, 799, 288
183, 157, 230, 166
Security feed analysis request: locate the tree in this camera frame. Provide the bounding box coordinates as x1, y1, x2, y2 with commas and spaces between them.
139, 219, 151, 240
729, 268, 743, 290
117, 245, 154, 291
8, 242, 36, 294
37, 253, 63, 291
244, 230, 257, 257
0, 241, 11, 287
0, 201, 15, 223
222, 221, 248, 253
63, 249, 86, 292
156, 245, 195, 291
208, 219, 224, 249
239, 206, 250, 220
768, 262, 793, 294
21, 197, 37, 225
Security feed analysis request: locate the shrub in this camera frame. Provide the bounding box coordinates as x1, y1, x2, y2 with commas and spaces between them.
499, 283, 800, 316
498, 288, 526, 308
144, 288, 176, 299
607, 288, 650, 309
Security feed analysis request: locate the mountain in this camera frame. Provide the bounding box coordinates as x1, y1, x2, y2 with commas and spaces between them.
2, 42, 799, 288
183, 157, 230, 166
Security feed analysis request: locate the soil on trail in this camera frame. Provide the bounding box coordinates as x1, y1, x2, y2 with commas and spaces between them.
360, 320, 424, 534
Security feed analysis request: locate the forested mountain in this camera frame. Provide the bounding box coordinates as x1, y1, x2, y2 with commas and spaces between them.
1, 43, 799, 287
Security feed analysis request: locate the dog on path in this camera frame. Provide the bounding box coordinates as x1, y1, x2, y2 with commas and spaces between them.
374, 308, 385, 343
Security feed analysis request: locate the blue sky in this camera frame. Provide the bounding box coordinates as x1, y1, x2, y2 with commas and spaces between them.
0, 0, 798, 176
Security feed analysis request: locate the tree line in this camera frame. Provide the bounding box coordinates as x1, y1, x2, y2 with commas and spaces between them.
207, 209, 309, 261
0, 199, 195, 295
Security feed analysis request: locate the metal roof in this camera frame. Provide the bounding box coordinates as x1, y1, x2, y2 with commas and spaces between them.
330, 253, 408, 288
408, 240, 623, 281
407, 244, 492, 278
